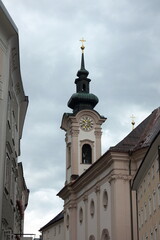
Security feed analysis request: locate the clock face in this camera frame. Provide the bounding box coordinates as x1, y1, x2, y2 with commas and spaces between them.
80, 116, 94, 131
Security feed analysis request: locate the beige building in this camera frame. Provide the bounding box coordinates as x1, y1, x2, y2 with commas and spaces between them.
40, 45, 160, 240
0, 1, 29, 239
133, 130, 160, 240
39, 212, 64, 240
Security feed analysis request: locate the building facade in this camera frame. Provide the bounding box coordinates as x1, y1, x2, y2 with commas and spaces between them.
0, 2, 29, 239
40, 44, 160, 240
133, 130, 160, 240
40, 212, 64, 240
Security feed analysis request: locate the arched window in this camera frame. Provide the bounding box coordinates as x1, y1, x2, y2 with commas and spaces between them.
101, 229, 110, 240
89, 235, 95, 240
82, 144, 92, 164
82, 83, 86, 92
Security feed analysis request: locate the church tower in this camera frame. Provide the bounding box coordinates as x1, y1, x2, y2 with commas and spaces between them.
61, 40, 106, 184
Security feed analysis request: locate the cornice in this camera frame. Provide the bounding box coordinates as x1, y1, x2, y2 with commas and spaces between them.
109, 151, 129, 162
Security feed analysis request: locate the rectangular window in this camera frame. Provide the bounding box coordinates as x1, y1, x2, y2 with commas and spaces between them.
144, 179, 146, 193
138, 212, 141, 229
141, 209, 143, 226
158, 185, 160, 206
148, 171, 151, 185
152, 164, 155, 179
153, 191, 156, 212
149, 197, 152, 216
140, 185, 143, 198
144, 203, 147, 222
4, 153, 11, 194
59, 224, 61, 234
7, 92, 11, 128
10, 168, 15, 204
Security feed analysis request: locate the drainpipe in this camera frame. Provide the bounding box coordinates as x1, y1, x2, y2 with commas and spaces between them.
129, 150, 133, 240
135, 191, 139, 240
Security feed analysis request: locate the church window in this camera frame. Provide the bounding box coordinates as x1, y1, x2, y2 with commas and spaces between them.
82, 83, 86, 92
66, 214, 69, 229
90, 199, 95, 218
103, 190, 108, 210
89, 235, 95, 240
67, 144, 71, 168
82, 144, 92, 164
79, 207, 83, 224
101, 229, 110, 240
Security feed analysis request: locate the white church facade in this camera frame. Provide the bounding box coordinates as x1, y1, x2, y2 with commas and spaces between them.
40, 42, 160, 240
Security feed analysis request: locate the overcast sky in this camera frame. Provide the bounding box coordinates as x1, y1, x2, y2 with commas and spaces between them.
2, 0, 160, 237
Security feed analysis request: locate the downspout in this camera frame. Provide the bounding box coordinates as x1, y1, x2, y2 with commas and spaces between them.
136, 191, 139, 240
129, 150, 133, 240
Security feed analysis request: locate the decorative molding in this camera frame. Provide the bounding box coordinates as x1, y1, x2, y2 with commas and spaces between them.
108, 174, 132, 183
0, 38, 7, 53
11, 47, 18, 73
94, 130, 102, 137
83, 194, 88, 202
6, 141, 13, 154
68, 203, 77, 209
65, 135, 68, 143
71, 129, 79, 137
94, 185, 100, 194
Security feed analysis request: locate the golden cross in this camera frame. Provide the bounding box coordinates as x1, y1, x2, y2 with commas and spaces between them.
80, 38, 86, 52
130, 114, 136, 130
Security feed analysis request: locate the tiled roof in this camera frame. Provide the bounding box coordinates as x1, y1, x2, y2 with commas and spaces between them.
39, 211, 64, 231
110, 107, 160, 153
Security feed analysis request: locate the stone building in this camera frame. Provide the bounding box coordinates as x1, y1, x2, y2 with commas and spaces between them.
40, 44, 160, 240
0, 1, 29, 239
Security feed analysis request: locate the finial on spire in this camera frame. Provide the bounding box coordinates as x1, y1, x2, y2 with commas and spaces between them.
131, 114, 136, 130
80, 38, 86, 53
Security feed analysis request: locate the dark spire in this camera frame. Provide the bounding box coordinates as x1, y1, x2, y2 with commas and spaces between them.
67, 39, 99, 113
77, 52, 89, 78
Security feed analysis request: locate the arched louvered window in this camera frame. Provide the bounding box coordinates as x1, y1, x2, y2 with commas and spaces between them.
82, 144, 92, 164
82, 83, 86, 92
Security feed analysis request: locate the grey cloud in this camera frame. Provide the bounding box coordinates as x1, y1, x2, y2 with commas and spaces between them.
3, 0, 160, 236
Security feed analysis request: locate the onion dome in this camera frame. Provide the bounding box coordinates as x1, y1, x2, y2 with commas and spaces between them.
67, 39, 99, 113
